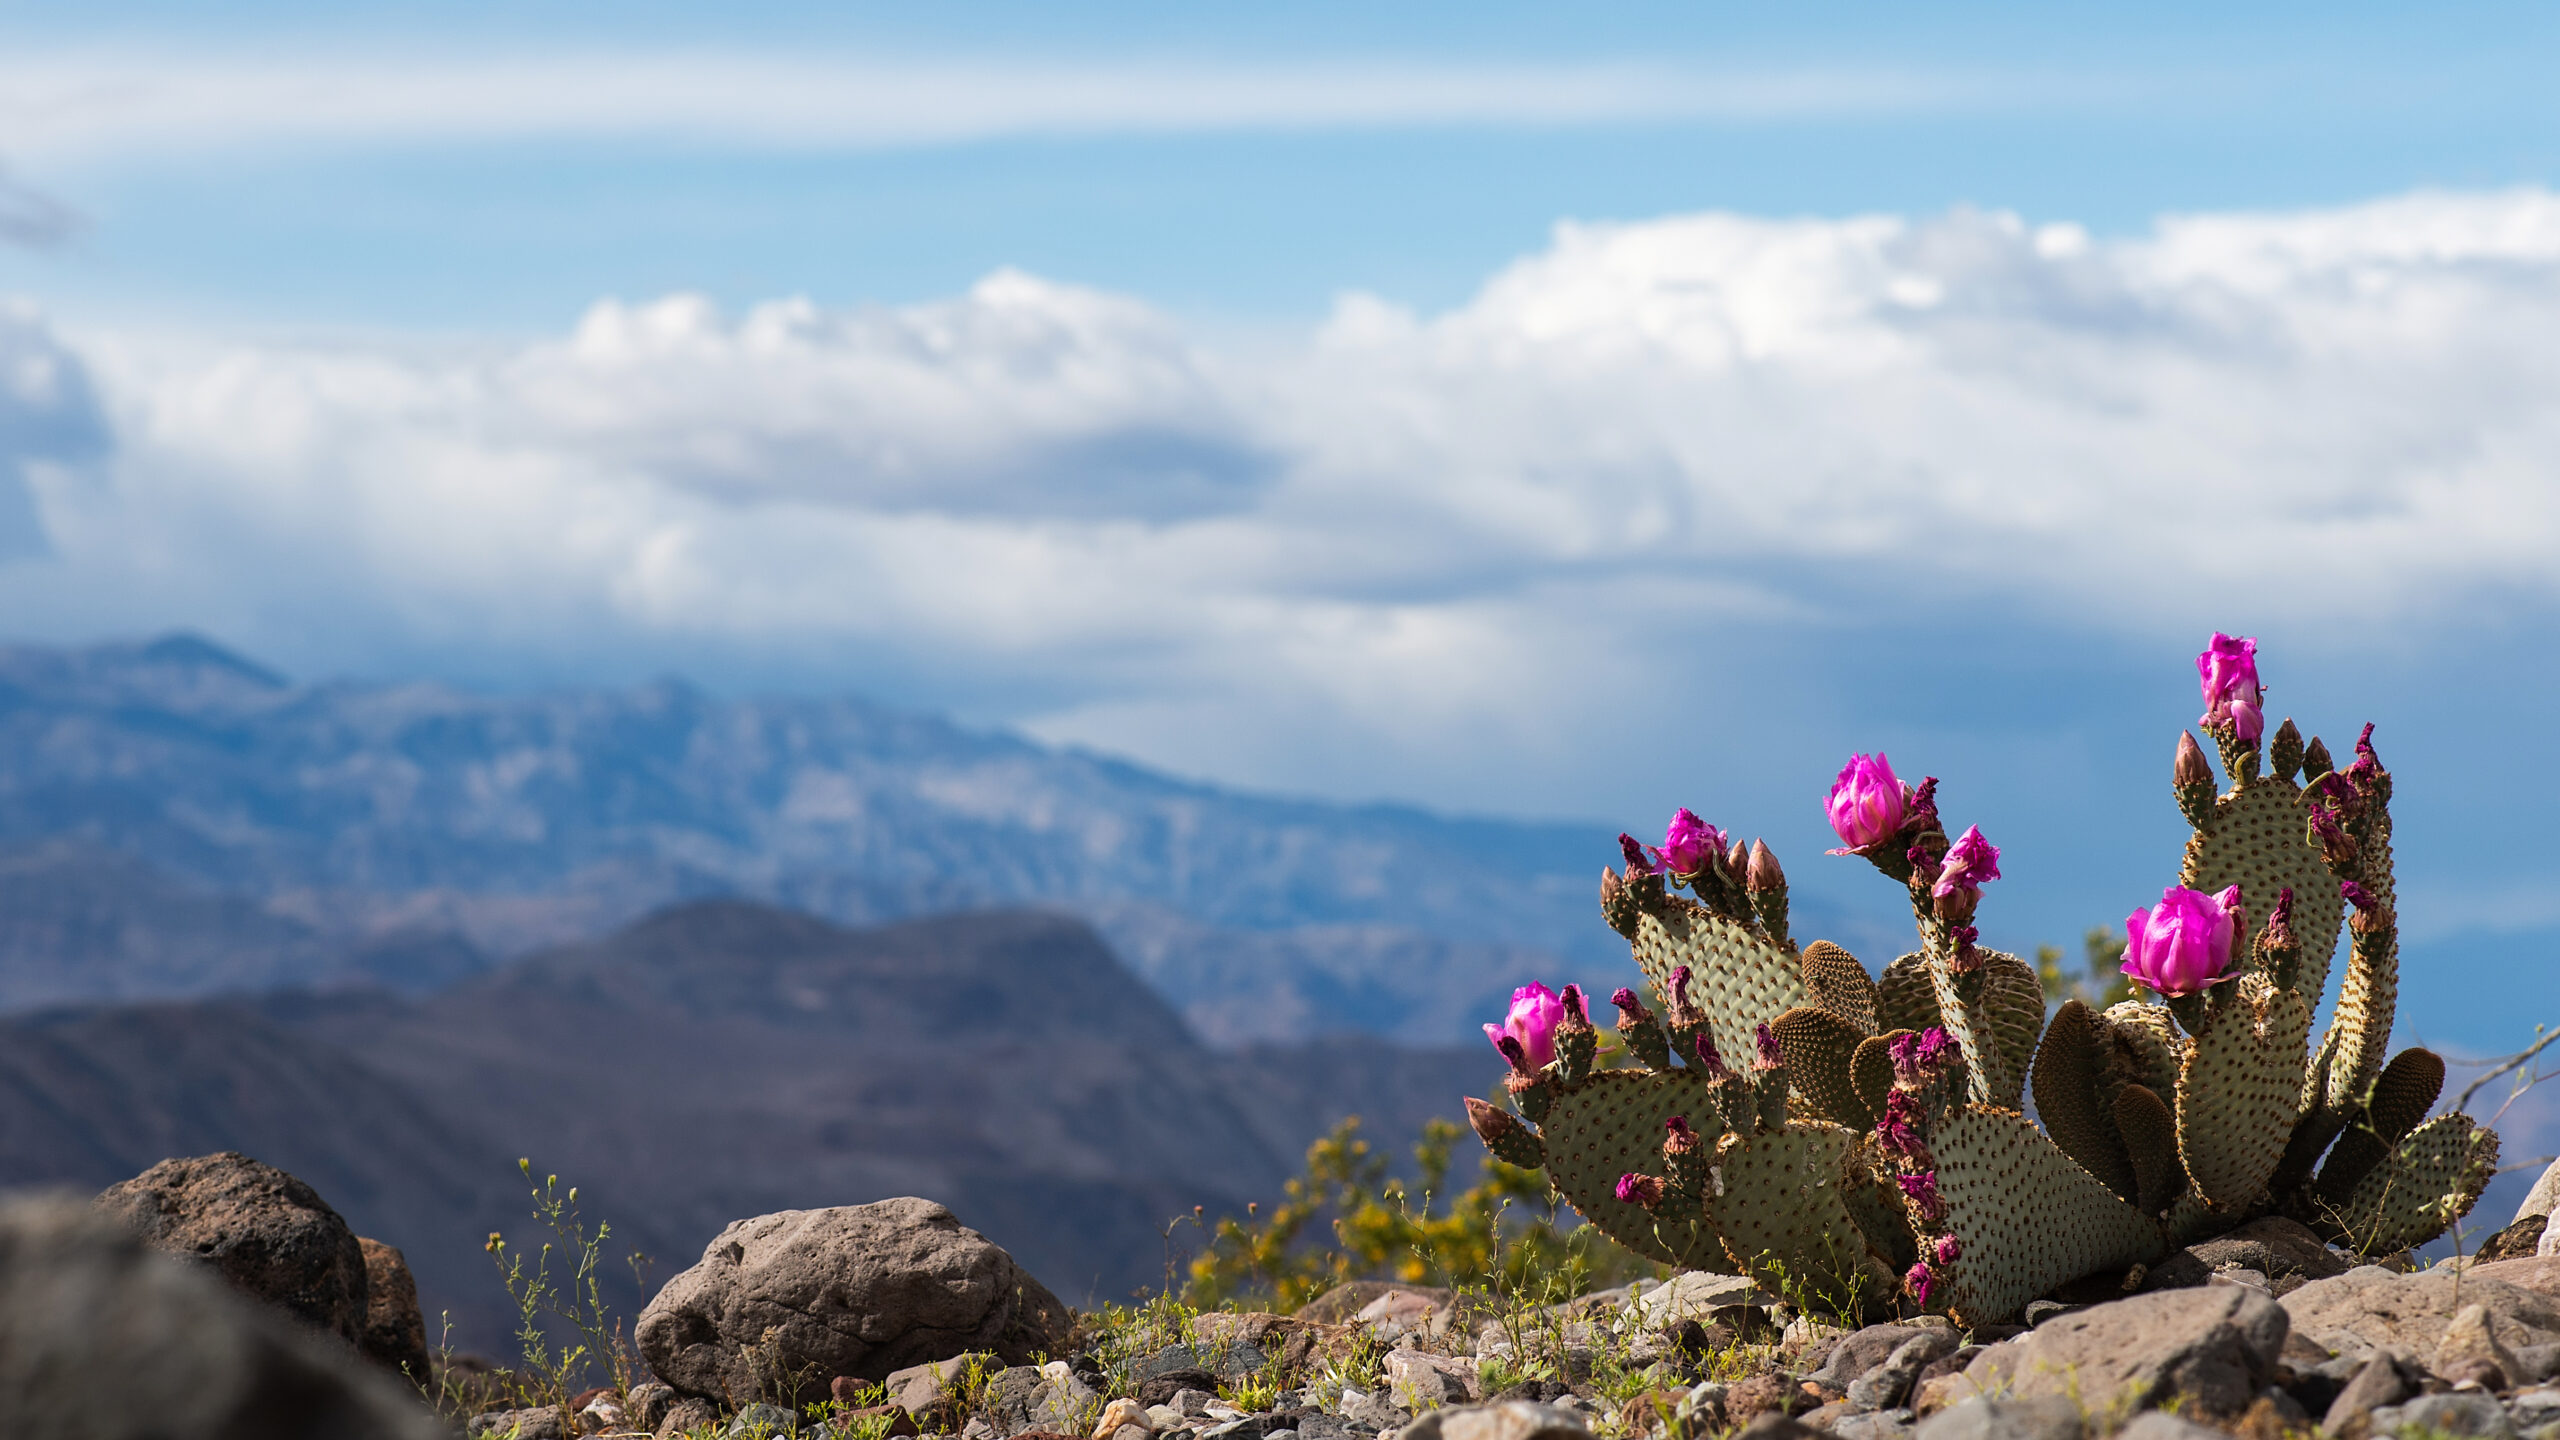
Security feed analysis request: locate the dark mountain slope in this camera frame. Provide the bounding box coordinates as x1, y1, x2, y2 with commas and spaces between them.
0, 899, 1496, 1347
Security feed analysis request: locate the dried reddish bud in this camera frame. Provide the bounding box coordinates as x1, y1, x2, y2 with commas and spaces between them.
1615, 1173, 1666, 1208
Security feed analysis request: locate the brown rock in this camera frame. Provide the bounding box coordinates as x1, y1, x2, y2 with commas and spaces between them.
359, 1237, 431, 1377
1296, 1281, 1451, 1324
2283, 1263, 2560, 1357
1957, 1284, 2289, 1419
635, 1198, 1070, 1404
1726, 1375, 1809, 1425
95, 1152, 369, 1348
2141, 1218, 2353, 1297
654, 1396, 718, 1438
0, 1195, 444, 1439
1734, 1416, 1825, 1440
2478, 1216, 2549, 1265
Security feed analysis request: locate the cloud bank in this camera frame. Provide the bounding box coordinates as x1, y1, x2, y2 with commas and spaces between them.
0, 51, 1986, 162
6, 189, 2560, 832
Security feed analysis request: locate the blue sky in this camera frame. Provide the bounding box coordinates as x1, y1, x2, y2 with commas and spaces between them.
1, 1, 2557, 1063
6, 2, 2560, 325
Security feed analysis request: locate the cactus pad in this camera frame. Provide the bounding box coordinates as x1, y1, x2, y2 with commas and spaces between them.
1772, 1005, 1876, 1131
1535, 1068, 1728, 1268
1627, 899, 1807, 1055
2104, 1002, 2184, 1100
1852, 1032, 1903, 1123
1712, 1122, 1891, 1313
1932, 1106, 2166, 1325
2315, 1046, 2447, 1202
2032, 1000, 2136, 1203
1930, 951, 2043, 1109
1875, 953, 1942, 1037
2327, 1112, 2498, 1257
2176, 984, 2311, 1213
2179, 777, 2343, 1005
2321, 920, 2400, 1114
1800, 941, 1879, 1035
2112, 1082, 2184, 1214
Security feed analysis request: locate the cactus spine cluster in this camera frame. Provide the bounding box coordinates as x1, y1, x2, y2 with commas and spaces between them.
1464, 648, 2497, 1326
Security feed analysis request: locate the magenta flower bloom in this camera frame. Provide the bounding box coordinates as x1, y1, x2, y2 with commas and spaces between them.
2197, 633, 2264, 744
1875, 1090, 1931, 1164
2122, 885, 2244, 996
1905, 1262, 1936, 1306
1659, 808, 1727, 879
1484, 983, 1565, 1070
1934, 1234, 1962, 1267
1931, 826, 2002, 900
1825, 753, 1907, 853
1897, 1170, 1947, 1222
1914, 1027, 1953, 1072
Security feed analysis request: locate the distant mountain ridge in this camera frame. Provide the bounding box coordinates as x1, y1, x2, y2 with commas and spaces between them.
0, 900, 1493, 1350
0, 633, 1617, 1041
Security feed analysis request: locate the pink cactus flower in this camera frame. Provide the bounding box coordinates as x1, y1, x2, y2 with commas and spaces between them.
1914, 1027, 1954, 1072
1934, 1234, 1962, 1267
1659, 808, 1727, 879
1484, 983, 1565, 1070
1897, 1170, 1947, 1222
1825, 754, 1907, 853
2122, 885, 2244, 996
1932, 826, 2002, 900
1753, 1022, 1784, 1070
2197, 633, 2264, 744
1906, 1262, 1936, 1306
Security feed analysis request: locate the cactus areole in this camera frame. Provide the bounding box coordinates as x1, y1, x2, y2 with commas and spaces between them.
1470, 636, 2496, 1326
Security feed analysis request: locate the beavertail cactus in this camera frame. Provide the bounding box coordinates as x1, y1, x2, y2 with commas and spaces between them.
1467, 635, 2498, 1325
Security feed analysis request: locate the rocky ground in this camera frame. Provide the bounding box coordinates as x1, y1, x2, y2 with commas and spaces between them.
18, 1149, 2560, 1440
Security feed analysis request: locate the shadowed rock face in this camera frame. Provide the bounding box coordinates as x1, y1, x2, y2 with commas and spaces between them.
95, 1151, 371, 1348
0, 1196, 445, 1440
639, 1197, 1071, 1402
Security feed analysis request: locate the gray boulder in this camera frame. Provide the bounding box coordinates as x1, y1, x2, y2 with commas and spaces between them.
94, 1151, 370, 1347
0, 1194, 444, 1438
1393, 1400, 1590, 1440
638, 1198, 1071, 1405
1916, 1397, 2083, 1440
2367, 1393, 2516, 1440
2283, 1263, 2560, 1359
1957, 1284, 2288, 1419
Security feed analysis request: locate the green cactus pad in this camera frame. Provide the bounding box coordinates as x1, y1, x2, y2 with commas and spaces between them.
1772, 1005, 1875, 1131
2175, 982, 2312, 1213
2321, 920, 2400, 1114
2314, 1046, 2447, 1203
1800, 940, 1878, 1036
2103, 1002, 2185, 1100
1931, 1106, 2167, 1326
2179, 776, 2344, 1006
1929, 951, 2042, 1109
1875, 953, 1942, 1037
1535, 1068, 1729, 1268
2327, 1112, 2498, 1257
1841, 1154, 1920, 1274
2032, 1000, 2137, 1203
1852, 1032, 1904, 1123
2112, 1082, 2185, 1214
1627, 898, 1807, 1056
2163, 1187, 2224, 1245
1713, 1121, 1892, 1314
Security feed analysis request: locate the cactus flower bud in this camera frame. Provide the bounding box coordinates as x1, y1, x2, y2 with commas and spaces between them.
2262, 887, 2295, 951
2197, 632, 2264, 744
2122, 884, 2244, 996
1485, 983, 1565, 1071
1824, 753, 1907, 852
2301, 735, 2334, 781
1905, 1262, 1936, 1306
1658, 809, 1726, 880
2175, 730, 2214, 790
1615, 1173, 1666, 1208
1934, 1234, 1962, 1267
1465, 1096, 1545, 1169
2308, 807, 2360, 869
1746, 838, 1784, 893
1725, 838, 1750, 880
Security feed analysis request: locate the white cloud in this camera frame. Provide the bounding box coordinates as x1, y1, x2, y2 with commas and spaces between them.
0, 50, 1987, 163
8, 188, 2560, 813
